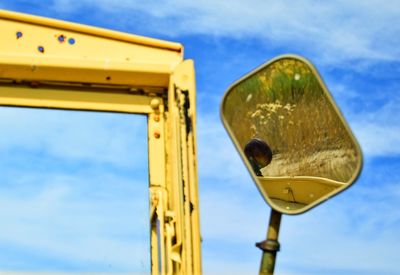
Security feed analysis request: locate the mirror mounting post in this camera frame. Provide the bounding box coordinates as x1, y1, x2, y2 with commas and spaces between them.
256, 209, 282, 275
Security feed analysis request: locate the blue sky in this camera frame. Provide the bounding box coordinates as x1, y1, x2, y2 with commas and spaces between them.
0, 1, 399, 274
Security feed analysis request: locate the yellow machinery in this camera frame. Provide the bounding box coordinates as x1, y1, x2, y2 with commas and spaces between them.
0, 10, 201, 275
0, 10, 363, 275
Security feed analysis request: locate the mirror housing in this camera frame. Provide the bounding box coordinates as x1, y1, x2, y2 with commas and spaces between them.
221, 55, 362, 214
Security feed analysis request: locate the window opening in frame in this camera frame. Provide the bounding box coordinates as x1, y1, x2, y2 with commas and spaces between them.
0, 106, 150, 273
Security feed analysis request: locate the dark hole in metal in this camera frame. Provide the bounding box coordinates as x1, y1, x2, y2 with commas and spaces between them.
38, 46, 45, 53
16, 31, 23, 39
106, 76, 111, 81
58, 35, 66, 43
30, 81, 40, 88
68, 38, 76, 45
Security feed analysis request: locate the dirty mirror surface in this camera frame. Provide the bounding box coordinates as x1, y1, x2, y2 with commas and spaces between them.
0, 107, 150, 273
222, 56, 361, 213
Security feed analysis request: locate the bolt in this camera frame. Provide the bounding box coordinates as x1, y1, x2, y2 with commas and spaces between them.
151, 194, 159, 205
150, 98, 160, 110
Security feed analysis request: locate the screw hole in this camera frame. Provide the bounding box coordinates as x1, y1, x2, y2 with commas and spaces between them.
38, 46, 45, 53
68, 38, 75, 45
58, 35, 66, 43
16, 31, 23, 39
106, 76, 111, 81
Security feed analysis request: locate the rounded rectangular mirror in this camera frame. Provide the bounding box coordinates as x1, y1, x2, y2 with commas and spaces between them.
221, 55, 362, 214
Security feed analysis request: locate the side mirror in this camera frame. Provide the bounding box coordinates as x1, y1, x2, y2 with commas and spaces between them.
221, 55, 362, 214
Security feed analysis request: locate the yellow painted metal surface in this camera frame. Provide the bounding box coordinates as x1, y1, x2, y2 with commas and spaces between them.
170, 60, 202, 274
0, 9, 201, 275
0, 84, 156, 113
258, 176, 343, 210
0, 9, 183, 87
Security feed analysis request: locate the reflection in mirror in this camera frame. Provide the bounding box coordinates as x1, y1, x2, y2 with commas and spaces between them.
222, 56, 362, 213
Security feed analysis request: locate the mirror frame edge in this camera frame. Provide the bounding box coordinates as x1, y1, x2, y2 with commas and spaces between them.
220, 53, 363, 215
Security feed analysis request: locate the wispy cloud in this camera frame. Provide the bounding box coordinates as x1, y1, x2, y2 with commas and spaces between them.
0, 171, 150, 271
2, 0, 399, 65
198, 109, 400, 273
0, 108, 150, 272
199, 163, 400, 275
197, 114, 252, 184
0, 107, 148, 168
278, 182, 400, 274
5, 0, 396, 65
352, 95, 400, 157
1, 2, 399, 274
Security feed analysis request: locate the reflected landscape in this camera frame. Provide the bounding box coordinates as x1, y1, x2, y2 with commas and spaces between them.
222, 56, 361, 212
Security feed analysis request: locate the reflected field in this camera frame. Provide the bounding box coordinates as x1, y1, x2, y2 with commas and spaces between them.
222, 56, 362, 213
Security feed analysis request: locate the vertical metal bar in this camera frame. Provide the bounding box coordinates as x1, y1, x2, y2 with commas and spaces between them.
182, 61, 202, 275
257, 209, 282, 275
177, 90, 194, 273
148, 98, 167, 275
169, 59, 202, 274
166, 78, 186, 275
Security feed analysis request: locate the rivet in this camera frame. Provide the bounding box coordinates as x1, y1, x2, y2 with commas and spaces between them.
154, 115, 160, 122
154, 131, 161, 139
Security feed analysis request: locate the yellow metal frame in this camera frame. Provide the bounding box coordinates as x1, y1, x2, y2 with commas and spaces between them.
0, 9, 201, 274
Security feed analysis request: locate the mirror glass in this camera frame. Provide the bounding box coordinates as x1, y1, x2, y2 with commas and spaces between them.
221, 55, 362, 214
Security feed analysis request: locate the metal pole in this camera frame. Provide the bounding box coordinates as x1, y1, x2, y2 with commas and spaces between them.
256, 208, 282, 275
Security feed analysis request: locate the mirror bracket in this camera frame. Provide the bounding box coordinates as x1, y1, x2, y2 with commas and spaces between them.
255, 239, 280, 252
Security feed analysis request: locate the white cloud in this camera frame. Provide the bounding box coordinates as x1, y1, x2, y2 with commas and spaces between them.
44, 0, 400, 64
0, 171, 150, 271
0, 108, 150, 271
354, 123, 400, 157
352, 96, 400, 157
197, 102, 400, 274
0, 107, 148, 168
277, 183, 400, 274
199, 170, 400, 274
1, 3, 399, 274
197, 114, 252, 184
